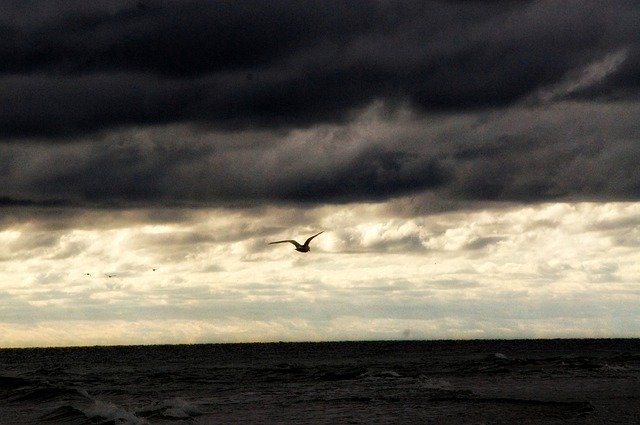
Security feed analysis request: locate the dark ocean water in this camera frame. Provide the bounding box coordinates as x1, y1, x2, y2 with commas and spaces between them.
0, 339, 639, 424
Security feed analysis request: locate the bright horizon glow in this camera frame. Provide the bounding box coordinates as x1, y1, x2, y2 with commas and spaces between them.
1, 200, 639, 348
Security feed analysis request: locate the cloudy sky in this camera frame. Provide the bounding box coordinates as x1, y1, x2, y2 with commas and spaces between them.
1, 0, 639, 347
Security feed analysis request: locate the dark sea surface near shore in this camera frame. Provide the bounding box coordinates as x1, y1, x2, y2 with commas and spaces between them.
1, 339, 639, 424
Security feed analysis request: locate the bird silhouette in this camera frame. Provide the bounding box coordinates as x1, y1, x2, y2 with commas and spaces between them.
269, 231, 324, 253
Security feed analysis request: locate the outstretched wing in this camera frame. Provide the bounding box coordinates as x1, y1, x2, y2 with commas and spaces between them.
303, 231, 324, 247
269, 239, 302, 248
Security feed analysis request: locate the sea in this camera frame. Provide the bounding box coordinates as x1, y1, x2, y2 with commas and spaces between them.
0, 339, 638, 424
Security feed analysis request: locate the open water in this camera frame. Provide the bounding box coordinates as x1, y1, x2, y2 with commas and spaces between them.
1, 339, 639, 424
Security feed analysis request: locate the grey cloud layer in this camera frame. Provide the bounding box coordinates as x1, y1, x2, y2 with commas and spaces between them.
2, 100, 639, 207
1, 1, 640, 206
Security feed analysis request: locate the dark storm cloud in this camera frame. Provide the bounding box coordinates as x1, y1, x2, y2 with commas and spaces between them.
2, 1, 640, 207
0, 126, 449, 206
2, 98, 640, 208
278, 148, 447, 202
442, 102, 640, 203
1, 0, 639, 138
0, 196, 69, 207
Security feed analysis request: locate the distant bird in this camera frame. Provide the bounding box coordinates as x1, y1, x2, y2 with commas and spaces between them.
84, 273, 91, 277
269, 231, 324, 253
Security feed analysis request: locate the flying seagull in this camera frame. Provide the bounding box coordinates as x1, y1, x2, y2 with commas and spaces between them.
269, 231, 324, 253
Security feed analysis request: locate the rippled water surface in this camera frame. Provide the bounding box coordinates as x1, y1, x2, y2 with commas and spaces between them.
1, 339, 639, 424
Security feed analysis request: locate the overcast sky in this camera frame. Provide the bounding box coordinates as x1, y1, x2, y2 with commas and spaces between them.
1, 0, 639, 347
